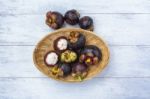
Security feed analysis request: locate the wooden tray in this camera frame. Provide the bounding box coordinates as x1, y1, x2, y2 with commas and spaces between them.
33, 28, 110, 82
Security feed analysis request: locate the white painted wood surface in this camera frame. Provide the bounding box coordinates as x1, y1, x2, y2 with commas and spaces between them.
0, 14, 150, 45
1, 0, 150, 14
0, 0, 150, 99
0, 78, 150, 99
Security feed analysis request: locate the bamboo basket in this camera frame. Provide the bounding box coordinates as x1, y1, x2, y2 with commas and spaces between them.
33, 28, 110, 82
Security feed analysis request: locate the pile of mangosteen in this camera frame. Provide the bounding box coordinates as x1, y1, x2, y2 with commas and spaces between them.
44, 9, 102, 81
44, 31, 102, 81
46, 9, 94, 31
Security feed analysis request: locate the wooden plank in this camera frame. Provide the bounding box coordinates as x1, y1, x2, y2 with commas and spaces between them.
0, 46, 150, 77
0, 78, 150, 99
0, 14, 150, 45
1, 0, 150, 14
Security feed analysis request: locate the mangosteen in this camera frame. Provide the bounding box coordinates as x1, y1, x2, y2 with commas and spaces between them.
64, 9, 80, 25
72, 63, 88, 80
60, 50, 77, 63
59, 63, 72, 76
79, 16, 93, 31
44, 51, 58, 67
46, 11, 64, 29
68, 31, 86, 50
79, 45, 102, 65
50, 63, 72, 77
54, 36, 68, 51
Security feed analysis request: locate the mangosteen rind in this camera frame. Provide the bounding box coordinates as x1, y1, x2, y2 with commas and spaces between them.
72, 63, 87, 73
60, 63, 72, 76
65, 9, 80, 25
79, 16, 93, 31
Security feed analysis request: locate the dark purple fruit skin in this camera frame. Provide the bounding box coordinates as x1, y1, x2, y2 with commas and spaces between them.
68, 33, 86, 50
60, 63, 72, 76
72, 63, 87, 73
64, 9, 80, 25
81, 45, 102, 61
44, 51, 58, 67
53, 36, 68, 51
46, 11, 64, 29
79, 16, 93, 30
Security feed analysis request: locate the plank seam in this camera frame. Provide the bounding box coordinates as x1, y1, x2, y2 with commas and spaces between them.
0, 44, 150, 47
1, 13, 150, 16
0, 77, 150, 78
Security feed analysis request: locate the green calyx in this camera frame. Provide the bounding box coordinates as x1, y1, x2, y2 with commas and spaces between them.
61, 50, 77, 63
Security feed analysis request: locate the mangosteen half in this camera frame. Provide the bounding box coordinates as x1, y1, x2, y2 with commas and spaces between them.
54, 36, 68, 51
44, 51, 58, 67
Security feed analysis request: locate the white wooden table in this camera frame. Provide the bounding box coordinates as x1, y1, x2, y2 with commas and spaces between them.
0, 0, 150, 99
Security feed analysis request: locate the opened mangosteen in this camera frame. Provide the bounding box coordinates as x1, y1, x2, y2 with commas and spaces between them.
79, 45, 102, 65
54, 36, 68, 51
60, 50, 77, 63
68, 31, 86, 50
44, 51, 58, 67
64, 9, 80, 25
46, 11, 64, 29
72, 63, 88, 81
79, 16, 93, 31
